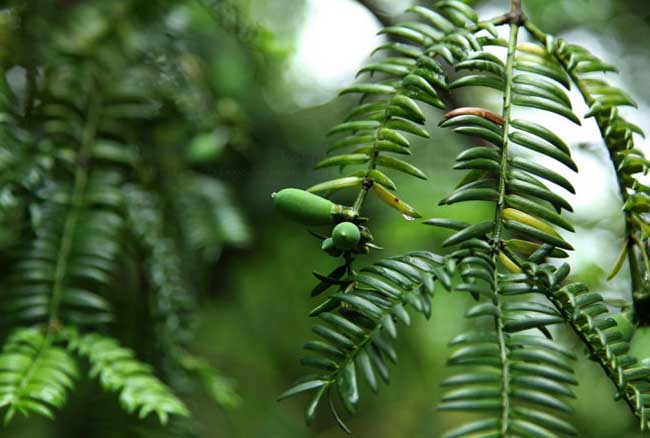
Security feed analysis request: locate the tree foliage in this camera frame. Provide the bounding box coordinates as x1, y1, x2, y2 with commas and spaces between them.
0, 0, 254, 429
276, 1, 650, 436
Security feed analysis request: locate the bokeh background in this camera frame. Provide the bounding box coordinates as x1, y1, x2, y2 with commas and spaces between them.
5, 0, 650, 436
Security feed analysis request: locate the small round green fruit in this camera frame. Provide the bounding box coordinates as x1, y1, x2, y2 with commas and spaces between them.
332, 222, 361, 251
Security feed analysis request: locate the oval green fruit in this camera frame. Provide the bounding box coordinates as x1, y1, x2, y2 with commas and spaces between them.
629, 326, 650, 367
332, 222, 361, 251
273, 188, 335, 225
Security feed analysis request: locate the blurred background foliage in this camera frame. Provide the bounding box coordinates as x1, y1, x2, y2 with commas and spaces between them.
2, 0, 650, 437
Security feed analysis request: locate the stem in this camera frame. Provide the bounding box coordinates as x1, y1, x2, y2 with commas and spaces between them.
493, 295, 510, 436
522, 19, 647, 424
492, 16, 521, 436
493, 24, 519, 243
543, 287, 639, 415
356, 0, 391, 28
47, 75, 100, 332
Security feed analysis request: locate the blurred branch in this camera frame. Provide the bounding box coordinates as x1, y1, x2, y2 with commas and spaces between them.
356, 0, 392, 27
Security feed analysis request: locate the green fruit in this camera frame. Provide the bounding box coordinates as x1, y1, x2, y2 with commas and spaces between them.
272, 188, 358, 225
321, 237, 335, 251
629, 326, 650, 367
612, 312, 635, 342
273, 188, 335, 225
332, 222, 361, 251
187, 131, 226, 163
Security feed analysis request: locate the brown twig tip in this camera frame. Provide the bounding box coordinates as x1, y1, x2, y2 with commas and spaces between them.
509, 0, 526, 24
443, 107, 505, 126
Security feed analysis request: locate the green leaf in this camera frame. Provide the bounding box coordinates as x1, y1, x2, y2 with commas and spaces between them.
357, 62, 410, 78
372, 182, 422, 218
508, 179, 573, 212
345, 102, 387, 121
506, 239, 568, 258
511, 388, 572, 412
505, 194, 574, 232
320, 313, 365, 338
440, 188, 499, 205
423, 218, 468, 230
304, 341, 345, 358
314, 154, 370, 169
513, 407, 577, 436
512, 95, 581, 125
328, 134, 375, 153
509, 131, 576, 171
340, 84, 396, 96
61, 287, 111, 311
337, 362, 359, 414
378, 128, 410, 147
367, 169, 396, 190
515, 58, 570, 88
443, 221, 494, 247
380, 25, 430, 45
513, 74, 571, 107
372, 42, 422, 59
510, 157, 575, 194
375, 155, 427, 179
403, 74, 439, 99
328, 121, 381, 136
305, 386, 327, 425
385, 118, 430, 138
363, 265, 411, 289
453, 126, 503, 146
466, 302, 500, 318
574, 60, 617, 74
278, 380, 327, 401
607, 239, 629, 280
504, 315, 564, 332
454, 158, 500, 173
356, 350, 377, 393
456, 58, 504, 76
407, 6, 454, 33
444, 419, 499, 438
441, 113, 504, 133
355, 274, 403, 299
503, 220, 573, 250
307, 177, 364, 193
511, 362, 577, 385
437, 0, 478, 22
391, 95, 425, 123
449, 74, 505, 91
312, 326, 354, 350
334, 294, 382, 320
